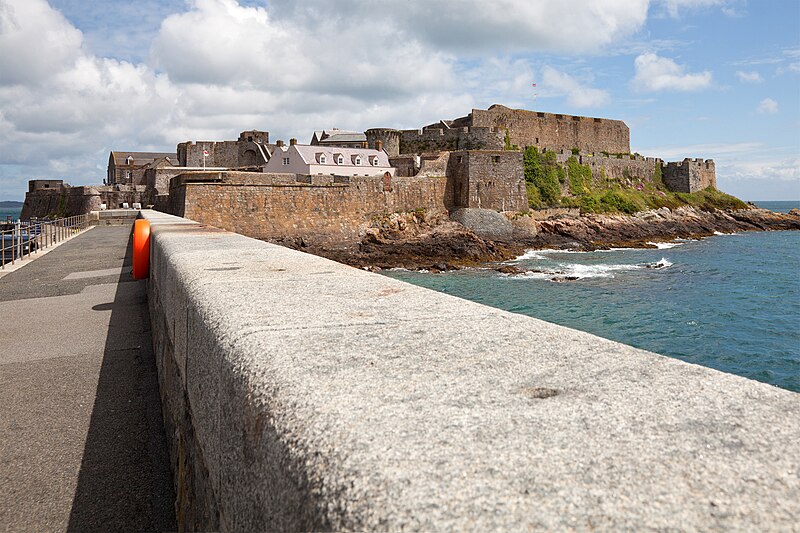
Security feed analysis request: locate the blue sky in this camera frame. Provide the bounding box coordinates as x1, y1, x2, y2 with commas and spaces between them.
0, 0, 797, 200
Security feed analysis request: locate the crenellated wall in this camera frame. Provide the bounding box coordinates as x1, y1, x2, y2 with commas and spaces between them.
554, 151, 662, 184
397, 126, 505, 155
471, 105, 630, 154
662, 158, 716, 193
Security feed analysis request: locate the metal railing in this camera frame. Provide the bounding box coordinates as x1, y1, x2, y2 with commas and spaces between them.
1, 214, 91, 269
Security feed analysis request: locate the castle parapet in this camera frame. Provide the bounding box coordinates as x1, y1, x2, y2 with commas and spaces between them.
662, 158, 716, 193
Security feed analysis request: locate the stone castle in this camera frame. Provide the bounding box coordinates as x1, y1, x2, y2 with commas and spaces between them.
22, 105, 716, 243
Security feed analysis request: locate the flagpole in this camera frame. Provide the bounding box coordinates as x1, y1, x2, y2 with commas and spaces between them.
532, 82, 537, 112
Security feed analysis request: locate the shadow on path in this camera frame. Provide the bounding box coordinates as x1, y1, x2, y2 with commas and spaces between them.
67, 231, 176, 532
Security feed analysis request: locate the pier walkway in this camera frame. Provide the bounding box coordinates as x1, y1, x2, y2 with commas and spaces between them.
0, 225, 176, 532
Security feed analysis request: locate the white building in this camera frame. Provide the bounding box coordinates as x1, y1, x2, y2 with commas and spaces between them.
263, 144, 395, 176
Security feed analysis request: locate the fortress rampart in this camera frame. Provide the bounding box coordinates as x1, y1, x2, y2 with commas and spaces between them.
167, 172, 450, 244
662, 158, 716, 193
470, 105, 630, 154
554, 151, 662, 184
178, 130, 271, 168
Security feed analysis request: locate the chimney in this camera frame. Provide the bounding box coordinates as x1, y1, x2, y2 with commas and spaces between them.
375, 139, 383, 152
276, 140, 285, 147
289, 138, 297, 146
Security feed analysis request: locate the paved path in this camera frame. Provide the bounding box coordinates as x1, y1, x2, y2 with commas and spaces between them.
0, 225, 176, 532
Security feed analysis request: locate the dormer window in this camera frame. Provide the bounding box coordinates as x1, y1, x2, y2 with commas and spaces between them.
353, 155, 362, 165
335, 154, 344, 165
126, 156, 133, 165
317, 153, 327, 164
370, 156, 379, 166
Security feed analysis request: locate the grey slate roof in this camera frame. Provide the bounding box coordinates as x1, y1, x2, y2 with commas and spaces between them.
110, 151, 179, 167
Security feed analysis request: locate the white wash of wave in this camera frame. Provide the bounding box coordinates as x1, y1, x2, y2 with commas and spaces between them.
511, 247, 636, 262
508, 258, 672, 281
713, 231, 740, 236
647, 241, 684, 249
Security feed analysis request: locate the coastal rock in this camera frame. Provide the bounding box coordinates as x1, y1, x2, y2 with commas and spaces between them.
450, 208, 513, 241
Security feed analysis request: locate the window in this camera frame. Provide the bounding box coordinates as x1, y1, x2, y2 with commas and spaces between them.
371, 156, 379, 166
354, 156, 362, 165
282, 157, 290, 165
126, 156, 133, 164
492, 156, 501, 163
336, 154, 344, 165
125, 171, 131, 178
456, 156, 463, 163
319, 154, 327, 164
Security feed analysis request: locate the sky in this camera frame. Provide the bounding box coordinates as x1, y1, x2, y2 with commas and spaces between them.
0, 0, 798, 201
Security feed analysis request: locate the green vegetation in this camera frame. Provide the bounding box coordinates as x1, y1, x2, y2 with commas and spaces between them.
566, 156, 591, 196
571, 147, 580, 155
523, 147, 563, 208
523, 149, 748, 215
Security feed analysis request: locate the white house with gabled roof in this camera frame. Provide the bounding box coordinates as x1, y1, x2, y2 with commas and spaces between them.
263, 144, 395, 176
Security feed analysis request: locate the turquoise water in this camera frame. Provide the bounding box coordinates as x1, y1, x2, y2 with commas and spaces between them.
0, 207, 22, 221
387, 201, 800, 392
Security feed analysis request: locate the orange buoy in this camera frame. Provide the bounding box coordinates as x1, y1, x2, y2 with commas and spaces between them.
132, 219, 151, 280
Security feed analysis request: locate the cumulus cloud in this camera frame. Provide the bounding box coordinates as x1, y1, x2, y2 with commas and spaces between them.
267, 0, 649, 55
0, 0, 82, 85
757, 97, 778, 114
632, 52, 712, 91
735, 70, 762, 83
541, 67, 611, 108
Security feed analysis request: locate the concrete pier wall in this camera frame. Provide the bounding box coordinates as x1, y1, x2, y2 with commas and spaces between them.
141, 209, 800, 531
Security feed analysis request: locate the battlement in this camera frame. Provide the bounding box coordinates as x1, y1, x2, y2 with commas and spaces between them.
662, 158, 716, 193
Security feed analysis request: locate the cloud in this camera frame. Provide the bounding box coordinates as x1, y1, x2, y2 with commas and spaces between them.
657, 0, 730, 18
757, 98, 778, 114
267, 0, 650, 55
541, 67, 611, 108
0, 0, 82, 85
632, 52, 712, 91
735, 70, 762, 83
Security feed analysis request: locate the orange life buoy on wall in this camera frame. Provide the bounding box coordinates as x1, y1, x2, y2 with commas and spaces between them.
132, 219, 151, 280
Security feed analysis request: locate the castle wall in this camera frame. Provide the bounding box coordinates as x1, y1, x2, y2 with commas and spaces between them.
365, 129, 401, 157
20, 184, 148, 219
447, 151, 527, 211
555, 152, 661, 184
470, 106, 630, 154
398, 127, 504, 155
169, 172, 448, 245
662, 159, 716, 193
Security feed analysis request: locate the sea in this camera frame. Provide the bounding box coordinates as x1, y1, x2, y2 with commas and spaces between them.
386, 201, 800, 393
0, 206, 23, 221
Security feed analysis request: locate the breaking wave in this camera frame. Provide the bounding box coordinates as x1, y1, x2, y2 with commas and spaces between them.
647, 241, 683, 249
506, 257, 672, 281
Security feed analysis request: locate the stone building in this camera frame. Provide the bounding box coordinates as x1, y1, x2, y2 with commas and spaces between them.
310, 129, 368, 148
662, 159, 716, 193
177, 130, 272, 168
107, 152, 179, 185
446, 151, 527, 212
367, 105, 630, 157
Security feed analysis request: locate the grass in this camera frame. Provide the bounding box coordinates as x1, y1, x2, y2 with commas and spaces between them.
523, 148, 748, 215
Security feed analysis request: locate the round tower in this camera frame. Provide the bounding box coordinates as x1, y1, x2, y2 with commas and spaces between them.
365, 128, 401, 157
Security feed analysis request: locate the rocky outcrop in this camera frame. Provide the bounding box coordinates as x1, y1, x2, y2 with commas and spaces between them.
527, 206, 800, 250
284, 211, 516, 272
282, 206, 799, 272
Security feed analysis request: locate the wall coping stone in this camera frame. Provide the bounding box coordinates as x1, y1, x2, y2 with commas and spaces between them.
141, 209, 800, 531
